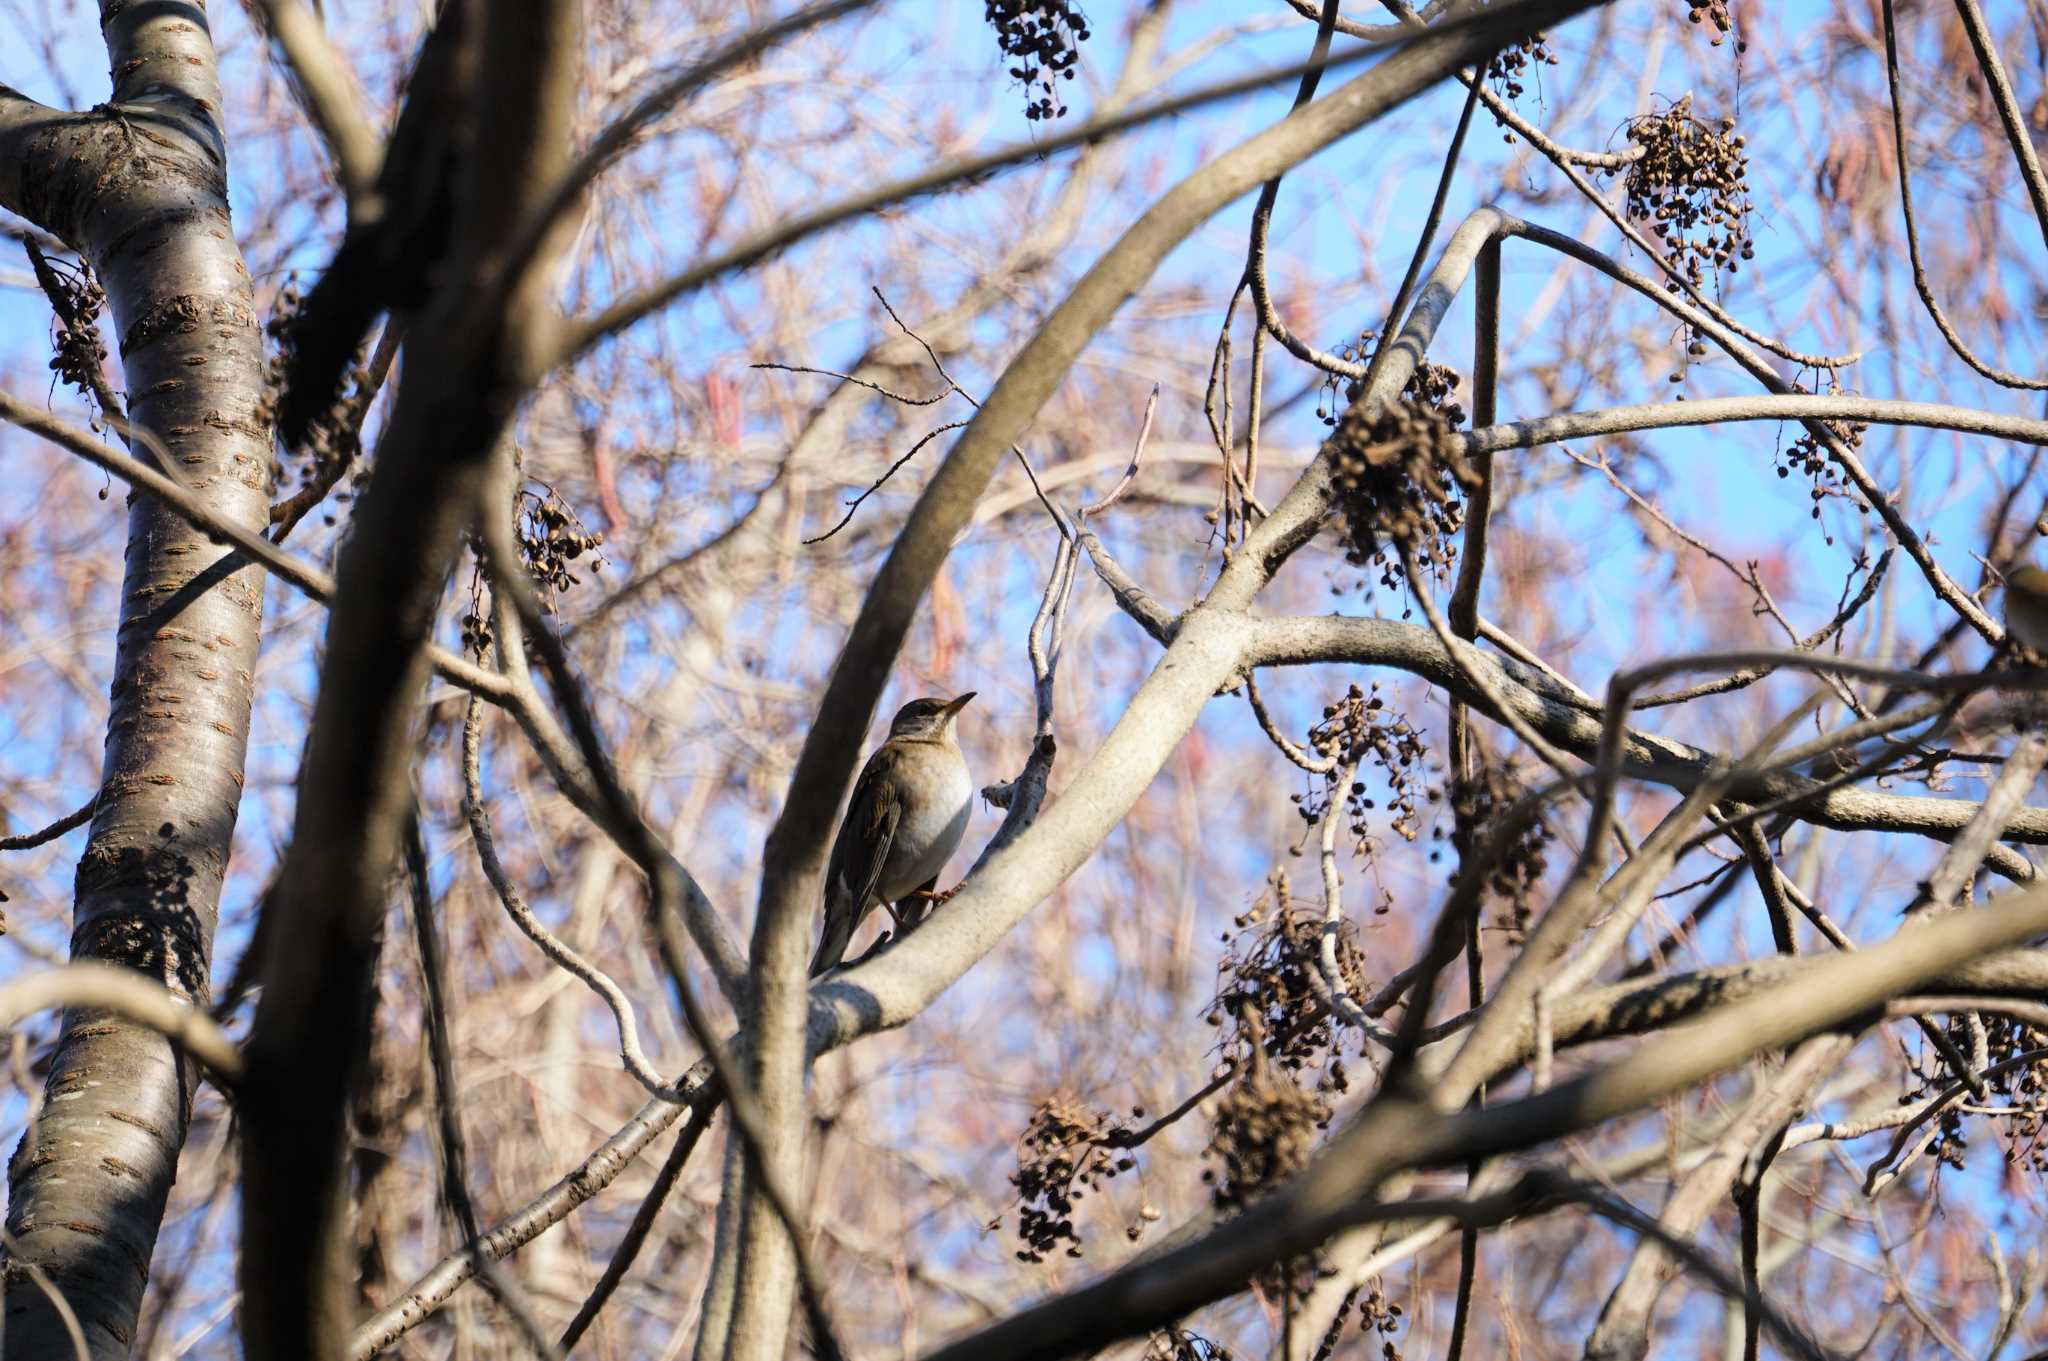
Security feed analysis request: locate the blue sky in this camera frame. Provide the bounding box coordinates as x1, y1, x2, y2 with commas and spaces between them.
2, 1, 2046, 1354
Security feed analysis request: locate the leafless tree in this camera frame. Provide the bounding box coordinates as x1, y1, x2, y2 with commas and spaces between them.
2, 2, 2047, 1359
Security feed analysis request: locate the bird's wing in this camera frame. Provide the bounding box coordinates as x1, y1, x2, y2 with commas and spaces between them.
812, 752, 902, 976
832, 751, 902, 913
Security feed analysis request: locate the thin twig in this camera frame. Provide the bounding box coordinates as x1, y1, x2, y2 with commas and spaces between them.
1078, 385, 1158, 519
403, 811, 564, 1360
473, 510, 847, 1361
461, 687, 677, 1097
555, 1090, 722, 1352
0, 796, 96, 851
802, 420, 973, 544
23, 240, 126, 429
1879, 0, 2048, 390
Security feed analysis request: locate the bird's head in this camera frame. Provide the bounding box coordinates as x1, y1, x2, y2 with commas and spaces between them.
2004, 563, 2048, 651
888, 693, 974, 741
2005, 564, 2048, 600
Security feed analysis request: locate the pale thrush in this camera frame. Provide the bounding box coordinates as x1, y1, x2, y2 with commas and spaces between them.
2005, 563, 2048, 656
810, 694, 975, 976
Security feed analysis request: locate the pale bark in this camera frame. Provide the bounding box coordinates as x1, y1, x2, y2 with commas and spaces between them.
0, 5, 271, 1354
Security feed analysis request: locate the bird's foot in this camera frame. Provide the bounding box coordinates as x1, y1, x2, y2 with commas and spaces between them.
911, 886, 957, 906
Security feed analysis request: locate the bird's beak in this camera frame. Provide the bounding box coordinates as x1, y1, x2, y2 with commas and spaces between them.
942, 692, 976, 717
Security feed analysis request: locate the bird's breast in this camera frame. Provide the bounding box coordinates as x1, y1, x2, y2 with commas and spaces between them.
879, 750, 973, 900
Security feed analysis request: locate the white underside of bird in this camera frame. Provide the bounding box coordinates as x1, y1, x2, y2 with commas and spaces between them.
875, 756, 973, 902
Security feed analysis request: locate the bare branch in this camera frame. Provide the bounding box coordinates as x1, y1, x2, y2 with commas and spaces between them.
0, 964, 243, 1084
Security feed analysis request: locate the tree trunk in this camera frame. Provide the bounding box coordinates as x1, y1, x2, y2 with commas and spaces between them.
0, 5, 269, 1356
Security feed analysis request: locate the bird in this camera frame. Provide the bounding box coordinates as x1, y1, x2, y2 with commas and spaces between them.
2006, 563, 2048, 655
811, 694, 976, 977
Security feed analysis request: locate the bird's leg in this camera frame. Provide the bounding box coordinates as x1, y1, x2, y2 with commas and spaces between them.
894, 878, 954, 932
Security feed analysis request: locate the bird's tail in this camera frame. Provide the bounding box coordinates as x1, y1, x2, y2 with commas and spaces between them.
809, 911, 852, 978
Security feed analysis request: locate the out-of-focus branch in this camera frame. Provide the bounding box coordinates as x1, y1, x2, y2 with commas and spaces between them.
498, 0, 876, 306
1912, 732, 2048, 911
0, 387, 523, 701
1948, 0, 2048, 252
4, 382, 758, 1004
1879, 0, 2048, 391
402, 814, 563, 1361
348, 1063, 721, 1360
1239, 623, 2048, 856
1581, 1036, 1847, 1361
554, 0, 1611, 366
246, 0, 382, 205
475, 509, 844, 1361
0, 796, 95, 851
0, 964, 242, 1084
555, 1093, 722, 1352
1455, 394, 2048, 456
461, 692, 678, 1096
239, 5, 586, 1353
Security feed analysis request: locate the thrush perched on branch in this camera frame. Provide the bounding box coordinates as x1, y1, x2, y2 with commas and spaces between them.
811, 694, 976, 977
2005, 563, 2048, 657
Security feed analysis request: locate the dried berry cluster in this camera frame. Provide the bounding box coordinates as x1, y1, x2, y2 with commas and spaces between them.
1684, 0, 1740, 48
1404, 358, 1467, 427
1314, 335, 1467, 431
1204, 1057, 1329, 1213
1903, 1015, 2048, 1173
1440, 763, 1554, 942
1485, 32, 1557, 102
1006, 1097, 1134, 1262
1295, 683, 1432, 846
1615, 96, 1753, 297
1313, 1286, 1407, 1361
1208, 871, 1368, 1075
459, 488, 606, 658
1201, 881, 1353, 1265
460, 565, 496, 660
1146, 1330, 1236, 1361
1992, 1021, 2048, 1173
517, 488, 606, 601
40, 256, 109, 419
1774, 409, 1861, 500
1328, 398, 1479, 595
263, 279, 366, 518
986, 1, 1090, 121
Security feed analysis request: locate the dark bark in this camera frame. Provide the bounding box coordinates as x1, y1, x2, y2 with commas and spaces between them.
0, 5, 270, 1358
236, 5, 579, 1358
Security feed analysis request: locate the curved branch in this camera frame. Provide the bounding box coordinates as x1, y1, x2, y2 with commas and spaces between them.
1948, 0, 2048, 253
1500, 216, 2005, 643
1241, 619, 2048, 851
1880, 0, 2048, 390
461, 693, 677, 1097
248, 0, 382, 205
0, 964, 243, 1084
553, 0, 1607, 367
1456, 394, 2048, 456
